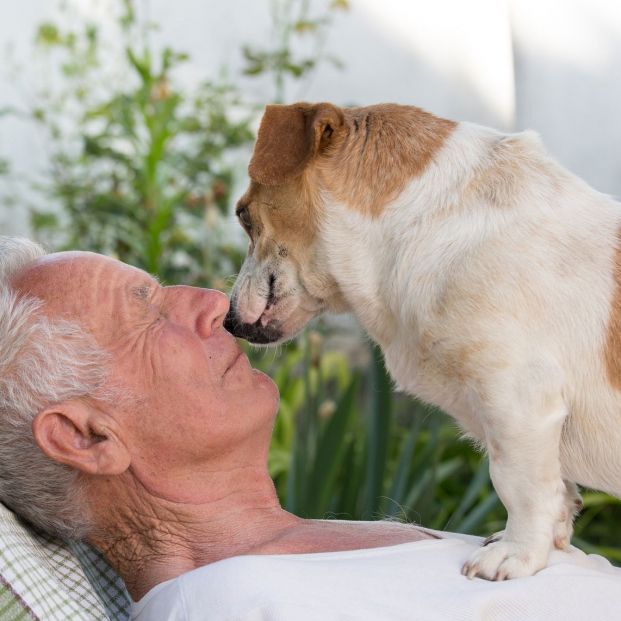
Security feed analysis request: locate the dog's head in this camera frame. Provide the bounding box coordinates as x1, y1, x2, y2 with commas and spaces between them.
224, 102, 348, 345
225, 101, 456, 345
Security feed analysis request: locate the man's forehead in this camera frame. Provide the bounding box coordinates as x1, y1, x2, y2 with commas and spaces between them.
31, 250, 135, 272
11, 251, 153, 315
15, 251, 129, 282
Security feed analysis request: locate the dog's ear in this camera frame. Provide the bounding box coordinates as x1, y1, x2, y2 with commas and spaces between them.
248, 103, 344, 186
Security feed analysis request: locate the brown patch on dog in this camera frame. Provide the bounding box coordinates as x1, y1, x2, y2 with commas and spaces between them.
236, 172, 348, 310
249, 103, 344, 186
604, 229, 621, 389
318, 104, 456, 217
236, 174, 323, 264
247, 102, 456, 219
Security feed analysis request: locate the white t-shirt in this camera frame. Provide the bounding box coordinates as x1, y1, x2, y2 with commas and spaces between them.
131, 529, 621, 621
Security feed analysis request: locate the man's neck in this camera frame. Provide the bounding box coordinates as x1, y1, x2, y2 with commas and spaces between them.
87, 466, 299, 601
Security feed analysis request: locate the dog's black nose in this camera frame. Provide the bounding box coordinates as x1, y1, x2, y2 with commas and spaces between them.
223, 308, 237, 335
224, 308, 282, 344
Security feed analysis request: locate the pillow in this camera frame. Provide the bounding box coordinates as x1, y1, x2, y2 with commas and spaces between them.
0, 502, 130, 620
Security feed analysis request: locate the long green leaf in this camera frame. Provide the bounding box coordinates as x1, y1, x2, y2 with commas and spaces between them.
445, 457, 492, 530
455, 492, 501, 534
364, 344, 392, 516
385, 416, 423, 515
307, 374, 360, 516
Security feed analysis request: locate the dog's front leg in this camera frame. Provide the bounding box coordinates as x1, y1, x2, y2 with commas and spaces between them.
482, 479, 582, 551
462, 375, 568, 581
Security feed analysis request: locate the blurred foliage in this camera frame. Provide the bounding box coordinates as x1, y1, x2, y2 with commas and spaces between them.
27, 0, 254, 286
0, 109, 11, 188
242, 0, 349, 102
0, 116, 14, 216
6, 0, 620, 563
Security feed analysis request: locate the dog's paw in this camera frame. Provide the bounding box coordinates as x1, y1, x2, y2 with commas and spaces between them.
462, 539, 549, 581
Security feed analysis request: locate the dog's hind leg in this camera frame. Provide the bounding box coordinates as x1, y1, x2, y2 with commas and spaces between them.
553, 480, 582, 550
461, 360, 568, 580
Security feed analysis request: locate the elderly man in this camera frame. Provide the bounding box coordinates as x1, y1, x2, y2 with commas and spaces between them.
1, 236, 620, 621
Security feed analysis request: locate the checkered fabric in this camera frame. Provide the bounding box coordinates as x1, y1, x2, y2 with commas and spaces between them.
0, 503, 131, 620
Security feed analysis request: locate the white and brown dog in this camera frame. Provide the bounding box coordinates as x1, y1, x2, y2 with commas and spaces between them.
225, 102, 621, 580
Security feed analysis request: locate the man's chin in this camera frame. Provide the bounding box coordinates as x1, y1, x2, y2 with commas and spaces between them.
252, 368, 280, 406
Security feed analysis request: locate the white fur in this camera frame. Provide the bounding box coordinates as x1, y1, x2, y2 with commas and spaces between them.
315, 123, 621, 579
232, 121, 621, 580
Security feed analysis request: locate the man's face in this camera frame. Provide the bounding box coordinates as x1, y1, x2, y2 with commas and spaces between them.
12, 252, 279, 496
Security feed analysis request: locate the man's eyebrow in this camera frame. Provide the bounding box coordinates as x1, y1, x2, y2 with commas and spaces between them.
130, 276, 161, 302
131, 284, 152, 301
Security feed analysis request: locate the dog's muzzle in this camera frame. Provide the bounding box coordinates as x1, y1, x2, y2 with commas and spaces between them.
224, 308, 282, 345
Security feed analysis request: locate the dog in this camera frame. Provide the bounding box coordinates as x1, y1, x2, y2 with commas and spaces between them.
224, 101, 621, 580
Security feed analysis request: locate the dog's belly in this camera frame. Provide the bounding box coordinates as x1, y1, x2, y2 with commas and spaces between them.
384, 341, 621, 498
383, 345, 487, 440
560, 389, 621, 497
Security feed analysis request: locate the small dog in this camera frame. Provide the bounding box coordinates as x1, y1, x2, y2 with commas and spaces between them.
225, 102, 621, 580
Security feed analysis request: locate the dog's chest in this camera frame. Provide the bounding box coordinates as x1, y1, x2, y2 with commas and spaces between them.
323, 206, 485, 432
382, 332, 485, 438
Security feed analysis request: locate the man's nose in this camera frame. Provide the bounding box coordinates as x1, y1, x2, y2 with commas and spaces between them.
193, 288, 230, 338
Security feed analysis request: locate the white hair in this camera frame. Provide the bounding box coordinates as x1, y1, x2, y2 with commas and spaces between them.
0, 237, 110, 539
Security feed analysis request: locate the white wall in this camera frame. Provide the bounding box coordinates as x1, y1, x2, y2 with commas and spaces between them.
511, 0, 621, 194
2, 0, 621, 235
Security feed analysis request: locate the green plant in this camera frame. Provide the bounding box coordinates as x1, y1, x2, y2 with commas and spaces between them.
0, 108, 16, 215
242, 0, 349, 103
26, 1, 254, 286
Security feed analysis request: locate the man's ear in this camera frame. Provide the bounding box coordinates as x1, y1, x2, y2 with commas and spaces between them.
32, 401, 130, 476
248, 102, 344, 186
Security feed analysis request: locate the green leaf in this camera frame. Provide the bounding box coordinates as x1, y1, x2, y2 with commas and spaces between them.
581, 492, 621, 508
456, 492, 501, 534
126, 47, 152, 84
30, 210, 59, 231
446, 457, 492, 529
119, 0, 136, 31
35, 23, 62, 47
307, 374, 360, 516
294, 20, 318, 33
364, 344, 393, 516
385, 416, 424, 513
0, 106, 17, 118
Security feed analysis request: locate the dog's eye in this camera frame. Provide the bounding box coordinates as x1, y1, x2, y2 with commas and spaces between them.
237, 206, 252, 232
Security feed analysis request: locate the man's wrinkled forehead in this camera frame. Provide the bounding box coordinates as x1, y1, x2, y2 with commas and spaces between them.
10, 251, 146, 331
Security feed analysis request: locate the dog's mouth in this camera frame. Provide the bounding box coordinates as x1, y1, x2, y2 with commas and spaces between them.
224, 308, 283, 345
226, 273, 326, 345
